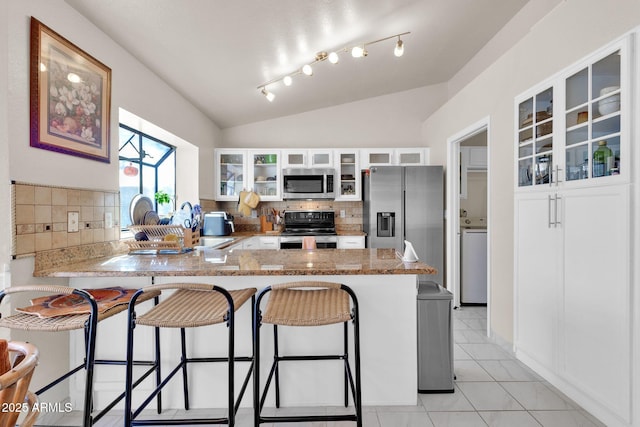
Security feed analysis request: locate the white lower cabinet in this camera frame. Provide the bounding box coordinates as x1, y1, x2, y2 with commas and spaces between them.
241, 236, 279, 249
515, 184, 631, 425
337, 235, 365, 249
514, 191, 560, 371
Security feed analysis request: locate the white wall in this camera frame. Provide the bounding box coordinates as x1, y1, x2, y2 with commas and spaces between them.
2, 0, 220, 394
0, 0, 11, 341
6, 0, 220, 194
422, 0, 640, 344
221, 84, 448, 148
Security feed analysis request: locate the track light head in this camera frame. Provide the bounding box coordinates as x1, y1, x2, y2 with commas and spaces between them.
283, 75, 293, 86
261, 88, 275, 102
302, 64, 313, 76
394, 38, 404, 57
351, 46, 365, 58
328, 51, 339, 64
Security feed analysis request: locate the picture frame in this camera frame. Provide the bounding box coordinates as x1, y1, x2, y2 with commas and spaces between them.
29, 17, 111, 163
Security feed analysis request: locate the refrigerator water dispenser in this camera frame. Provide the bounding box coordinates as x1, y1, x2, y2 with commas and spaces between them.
377, 212, 395, 237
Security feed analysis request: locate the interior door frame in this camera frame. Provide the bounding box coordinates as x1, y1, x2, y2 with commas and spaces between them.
446, 117, 491, 330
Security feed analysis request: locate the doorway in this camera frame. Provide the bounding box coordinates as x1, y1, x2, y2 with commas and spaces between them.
446, 118, 490, 330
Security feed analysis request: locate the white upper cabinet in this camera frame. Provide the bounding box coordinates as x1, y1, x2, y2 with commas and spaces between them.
361, 149, 395, 168
516, 36, 629, 191
396, 148, 430, 166
215, 149, 248, 201
248, 150, 281, 201
335, 150, 360, 200
282, 149, 333, 168
360, 148, 429, 169
216, 147, 430, 201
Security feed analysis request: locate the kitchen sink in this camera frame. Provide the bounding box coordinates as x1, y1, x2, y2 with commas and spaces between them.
200, 236, 236, 248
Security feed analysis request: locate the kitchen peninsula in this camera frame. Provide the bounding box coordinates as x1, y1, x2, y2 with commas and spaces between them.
33, 247, 436, 410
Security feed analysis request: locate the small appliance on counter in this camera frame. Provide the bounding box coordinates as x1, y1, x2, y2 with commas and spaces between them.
202, 212, 234, 236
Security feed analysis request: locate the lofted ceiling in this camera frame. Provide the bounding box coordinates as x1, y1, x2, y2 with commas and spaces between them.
65, 0, 532, 129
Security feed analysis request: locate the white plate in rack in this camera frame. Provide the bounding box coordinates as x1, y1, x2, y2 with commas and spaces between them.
129, 194, 154, 225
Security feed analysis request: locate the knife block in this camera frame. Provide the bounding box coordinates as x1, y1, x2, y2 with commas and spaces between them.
260, 215, 273, 233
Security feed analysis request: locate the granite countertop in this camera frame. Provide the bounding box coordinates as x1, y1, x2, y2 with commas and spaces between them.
34, 248, 436, 278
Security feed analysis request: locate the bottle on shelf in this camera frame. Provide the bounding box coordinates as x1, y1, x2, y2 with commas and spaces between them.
593, 140, 613, 177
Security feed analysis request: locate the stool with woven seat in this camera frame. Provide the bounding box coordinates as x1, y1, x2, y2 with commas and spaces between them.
124, 283, 256, 426
253, 281, 362, 426
0, 285, 160, 427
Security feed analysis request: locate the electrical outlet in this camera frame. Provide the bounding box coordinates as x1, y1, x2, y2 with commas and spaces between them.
68, 212, 79, 233
340, 209, 346, 218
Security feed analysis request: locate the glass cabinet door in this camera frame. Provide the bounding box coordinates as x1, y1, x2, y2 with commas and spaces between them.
565, 49, 621, 181
517, 86, 554, 187
251, 151, 280, 200
217, 151, 245, 199
335, 151, 360, 200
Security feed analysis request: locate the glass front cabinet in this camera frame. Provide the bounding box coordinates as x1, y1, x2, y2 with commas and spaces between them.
249, 150, 281, 201
335, 150, 360, 200
215, 149, 247, 201
516, 37, 629, 190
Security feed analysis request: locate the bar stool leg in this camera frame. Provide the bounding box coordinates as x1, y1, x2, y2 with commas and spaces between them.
253, 303, 262, 427
81, 313, 98, 427
273, 325, 281, 408
227, 305, 236, 426
180, 328, 190, 410
154, 295, 162, 414
343, 321, 349, 407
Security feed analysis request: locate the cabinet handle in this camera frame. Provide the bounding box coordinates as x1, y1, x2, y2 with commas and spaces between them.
554, 166, 562, 187
549, 165, 563, 187
554, 194, 561, 227
548, 194, 554, 228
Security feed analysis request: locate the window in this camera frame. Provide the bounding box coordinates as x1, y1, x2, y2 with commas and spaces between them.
119, 124, 176, 228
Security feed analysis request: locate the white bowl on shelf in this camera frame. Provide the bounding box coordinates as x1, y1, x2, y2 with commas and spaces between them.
600, 86, 619, 96
598, 95, 620, 116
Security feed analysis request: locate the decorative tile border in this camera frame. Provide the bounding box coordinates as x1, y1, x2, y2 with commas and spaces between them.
11, 182, 121, 258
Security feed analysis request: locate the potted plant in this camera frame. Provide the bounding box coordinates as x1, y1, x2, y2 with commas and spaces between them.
154, 191, 174, 217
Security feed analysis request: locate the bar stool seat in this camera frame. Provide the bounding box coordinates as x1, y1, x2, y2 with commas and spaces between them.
253, 281, 362, 426
0, 285, 160, 427
124, 283, 256, 427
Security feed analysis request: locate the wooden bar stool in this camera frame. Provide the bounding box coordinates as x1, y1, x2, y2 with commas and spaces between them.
0, 340, 39, 427
0, 285, 160, 427
124, 283, 256, 426
253, 281, 362, 426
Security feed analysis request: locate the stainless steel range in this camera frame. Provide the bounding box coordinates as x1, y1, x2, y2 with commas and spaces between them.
280, 210, 337, 249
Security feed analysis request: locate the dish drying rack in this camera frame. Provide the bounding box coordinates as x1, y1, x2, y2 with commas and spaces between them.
126, 225, 200, 253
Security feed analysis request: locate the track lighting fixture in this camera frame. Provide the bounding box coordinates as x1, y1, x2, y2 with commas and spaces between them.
302, 64, 313, 76
257, 31, 410, 101
394, 38, 404, 57
261, 88, 275, 102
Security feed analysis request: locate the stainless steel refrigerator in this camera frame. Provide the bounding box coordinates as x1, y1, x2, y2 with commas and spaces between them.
362, 165, 444, 285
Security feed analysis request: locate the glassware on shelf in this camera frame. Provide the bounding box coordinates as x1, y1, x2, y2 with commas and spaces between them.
593, 140, 613, 177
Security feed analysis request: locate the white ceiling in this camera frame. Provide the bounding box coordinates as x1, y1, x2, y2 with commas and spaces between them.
65, 0, 531, 129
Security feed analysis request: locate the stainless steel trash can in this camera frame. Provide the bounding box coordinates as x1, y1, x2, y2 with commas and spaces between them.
417, 281, 454, 393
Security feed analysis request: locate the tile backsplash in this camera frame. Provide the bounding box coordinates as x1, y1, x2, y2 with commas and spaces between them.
199, 198, 363, 233
11, 182, 120, 257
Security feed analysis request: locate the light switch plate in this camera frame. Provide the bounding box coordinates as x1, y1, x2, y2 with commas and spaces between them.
68, 211, 79, 233
105, 212, 113, 229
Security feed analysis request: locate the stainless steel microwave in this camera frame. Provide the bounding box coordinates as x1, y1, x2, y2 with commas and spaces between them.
282, 168, 335, 200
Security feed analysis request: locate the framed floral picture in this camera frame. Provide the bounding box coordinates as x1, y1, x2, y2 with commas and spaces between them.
29, 17, 111, 163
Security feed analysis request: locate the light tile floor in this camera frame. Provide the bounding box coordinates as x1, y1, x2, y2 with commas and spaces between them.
38, 305, 605, 426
